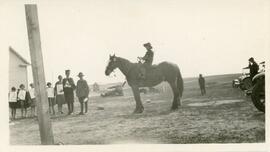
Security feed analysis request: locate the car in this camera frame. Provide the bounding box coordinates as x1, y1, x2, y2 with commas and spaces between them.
139, 87, 160, 94
238, 67, 252, 91
148, 87, 160, 93
139, 88, 147, 94
245, 61, 265, 95
251, 72, 265, 112
100, 85, 124, 97
250, 62, 265, 112
232, 79, 240, 88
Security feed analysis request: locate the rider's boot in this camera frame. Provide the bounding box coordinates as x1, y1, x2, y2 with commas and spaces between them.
140, 67, 146, 79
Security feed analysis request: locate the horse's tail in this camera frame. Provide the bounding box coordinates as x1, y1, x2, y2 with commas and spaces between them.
176, 68, 184, 98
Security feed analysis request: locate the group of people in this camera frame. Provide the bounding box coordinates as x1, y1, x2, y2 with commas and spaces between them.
197, 57, 260, 96
8, 84, 32, 120
8, 69, 90, 120
9, 41, 259, 120
61, 70, 90, 115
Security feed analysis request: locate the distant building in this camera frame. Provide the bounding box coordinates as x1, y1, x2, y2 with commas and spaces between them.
9, 47, 30, 90
92, 82, 100, 92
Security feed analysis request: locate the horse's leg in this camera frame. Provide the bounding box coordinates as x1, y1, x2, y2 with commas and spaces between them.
131, 86, 144, 113
177, 96, 181, 107
169, 81, 180, 110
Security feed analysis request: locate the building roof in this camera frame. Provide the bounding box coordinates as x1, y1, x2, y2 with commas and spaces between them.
9, 46, 30, 65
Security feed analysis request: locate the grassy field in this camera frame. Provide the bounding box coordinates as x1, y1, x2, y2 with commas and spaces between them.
9, 74, 265, 145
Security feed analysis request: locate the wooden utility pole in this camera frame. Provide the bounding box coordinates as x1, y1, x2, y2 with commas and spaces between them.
25, 4, 54, 145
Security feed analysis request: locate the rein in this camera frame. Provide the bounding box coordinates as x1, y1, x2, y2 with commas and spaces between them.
117, 57, 135, 78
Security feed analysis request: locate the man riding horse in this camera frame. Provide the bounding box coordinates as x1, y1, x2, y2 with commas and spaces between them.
138, 42, 154, 79
105, 43, 183, 113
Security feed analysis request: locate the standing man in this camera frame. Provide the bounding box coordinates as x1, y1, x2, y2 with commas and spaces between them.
248, 57, 259, 79
138, 42, 154, 79
76, 72, 90, 115
63, 70, 76, 115
198, 74, 206, 95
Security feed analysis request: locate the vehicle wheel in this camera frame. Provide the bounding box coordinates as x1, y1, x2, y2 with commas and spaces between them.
242, 77, 252, 90
239, 84, 245, 90
232, 81, 236, 88
251, 80, 265, 112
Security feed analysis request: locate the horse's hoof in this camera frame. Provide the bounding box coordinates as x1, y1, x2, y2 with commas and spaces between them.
137, 109, 144, 113
133, 108, 144, 114
133, 108, 139, 113
171, 106, 178, 111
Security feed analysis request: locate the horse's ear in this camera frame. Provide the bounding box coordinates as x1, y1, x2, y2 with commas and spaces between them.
113, 54, 115, 57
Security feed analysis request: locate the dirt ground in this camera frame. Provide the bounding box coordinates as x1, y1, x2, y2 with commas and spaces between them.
9, 74, 265, 145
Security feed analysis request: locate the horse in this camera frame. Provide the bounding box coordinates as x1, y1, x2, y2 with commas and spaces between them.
105, 54, 184, 113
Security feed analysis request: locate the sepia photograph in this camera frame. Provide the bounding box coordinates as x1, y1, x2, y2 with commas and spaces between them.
0, 0, 269, 151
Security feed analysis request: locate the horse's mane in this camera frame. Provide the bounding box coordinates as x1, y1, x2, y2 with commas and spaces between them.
116, 56, 133, 64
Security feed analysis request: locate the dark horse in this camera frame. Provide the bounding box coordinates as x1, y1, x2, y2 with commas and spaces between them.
105, 54, 184, 113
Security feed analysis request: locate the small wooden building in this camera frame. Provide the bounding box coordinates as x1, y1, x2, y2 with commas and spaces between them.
9, 47, 30, 90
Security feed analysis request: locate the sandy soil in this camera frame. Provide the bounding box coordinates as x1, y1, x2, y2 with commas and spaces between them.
9, 74, 265, 145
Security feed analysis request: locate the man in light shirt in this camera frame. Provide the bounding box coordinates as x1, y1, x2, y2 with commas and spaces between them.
47, 82, 55, 115
18, 84, 27, 118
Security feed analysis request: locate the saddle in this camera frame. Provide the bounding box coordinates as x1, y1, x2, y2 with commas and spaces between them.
137, 63, 158, 80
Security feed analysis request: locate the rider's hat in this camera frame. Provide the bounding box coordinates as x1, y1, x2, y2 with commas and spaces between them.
143, 42, 152, 49
249, 57, 254, 62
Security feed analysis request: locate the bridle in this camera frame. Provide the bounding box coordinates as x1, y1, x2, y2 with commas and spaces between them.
108, 57, 134, 79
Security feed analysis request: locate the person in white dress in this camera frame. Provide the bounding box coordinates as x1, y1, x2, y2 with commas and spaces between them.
18, 84, 27, 118
9, 87, 17, 120
47, 82, 55, 115
54, 75, 66, 114
29, 83, 36, 117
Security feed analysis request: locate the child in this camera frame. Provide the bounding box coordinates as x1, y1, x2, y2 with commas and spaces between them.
76, 72, 89, 115
55, 75, 65, 114
29, 83, 36, 117
47, 82, 55, 115
18, 84, 27, 118
9, 87, 17, 120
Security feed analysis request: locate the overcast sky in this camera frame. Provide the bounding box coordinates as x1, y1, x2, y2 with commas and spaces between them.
1, 0, 269, 85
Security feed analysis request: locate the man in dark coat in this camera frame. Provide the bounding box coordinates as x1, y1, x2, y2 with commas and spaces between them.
76, 72, 90, 115
138, 42, 154, 79
63, 70, 76, 115
198, 74, 206, 95
248, 57, 259, 79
